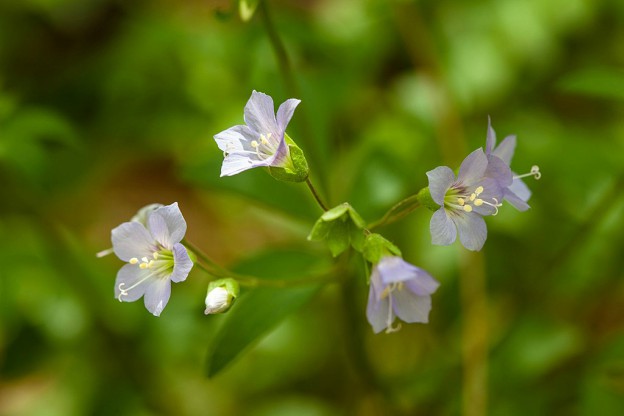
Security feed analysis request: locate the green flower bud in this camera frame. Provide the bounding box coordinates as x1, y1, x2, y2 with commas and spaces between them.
308, 203, 367, 257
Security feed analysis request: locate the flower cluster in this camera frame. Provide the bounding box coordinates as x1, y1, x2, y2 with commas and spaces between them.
103, 91, 538, 337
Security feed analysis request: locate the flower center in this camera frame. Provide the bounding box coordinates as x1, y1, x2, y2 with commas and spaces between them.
118, 249, 174, 301
445, 185, 502, 215
250, 133, 277, 160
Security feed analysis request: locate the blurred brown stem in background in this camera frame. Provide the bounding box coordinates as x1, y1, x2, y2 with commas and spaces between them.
393, 3, 489, 415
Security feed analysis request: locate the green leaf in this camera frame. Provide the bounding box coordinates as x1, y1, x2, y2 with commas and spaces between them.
557, 67, 624, 101
307, 203, 367, 257
325, 220, 350, 257
206, 284, 320, 377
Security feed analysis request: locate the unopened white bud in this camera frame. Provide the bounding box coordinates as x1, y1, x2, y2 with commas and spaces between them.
204, 287, 233, 315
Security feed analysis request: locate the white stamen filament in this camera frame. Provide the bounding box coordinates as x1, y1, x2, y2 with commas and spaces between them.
383, 282, 403, 334
514, 165, 541, 180
96, 248, 114, 258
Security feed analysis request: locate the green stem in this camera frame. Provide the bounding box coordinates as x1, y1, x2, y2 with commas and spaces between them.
185, 238, 335, 288
182, 238, 229, 275
306, 177, 329, 211
368, 194, 421, 230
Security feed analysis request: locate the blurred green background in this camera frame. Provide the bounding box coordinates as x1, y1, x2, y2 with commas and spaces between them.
1, 0, 623, 415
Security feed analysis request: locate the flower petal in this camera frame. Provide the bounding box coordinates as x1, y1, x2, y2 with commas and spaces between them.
457, 148, 488, 186
221, 153, 265, 176
426, 166, 455, 206
509, 176, 531, 201
214, 124, 255, 153
171, 243, 193, 283
485, 116, 496, 155
453, 211, 487, 251
392, 290, 431, 324
504, 188, 530, 211
149, 203, 187, 246
366, 278, 391, 334
276, 98, 301, 133
243, 90, 279, 138
405, 271, 440, 297
485, 155, 513, 188
143, 278, 171, 317
148, 213, 171, 249
111, 221, 155, 262
430, 208, 457, 246
114, 263, 152, 302
492, 135, 516, 165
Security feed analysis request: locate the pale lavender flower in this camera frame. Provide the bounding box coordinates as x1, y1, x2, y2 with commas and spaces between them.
112, 202, 193, 316
367, 256, 439, 334
427, 148, 511, 251
214, 90, 301, 177
485, 118, 540, 211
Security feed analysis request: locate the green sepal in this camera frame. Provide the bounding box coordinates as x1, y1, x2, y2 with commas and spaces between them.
268, 134, 309, 183
186, 248, 198, 265
308, 203, 367, 257
239, 0, 259, 22
416, 187, 440, 211
362, 233, 402, 265
208, 278, 240, 298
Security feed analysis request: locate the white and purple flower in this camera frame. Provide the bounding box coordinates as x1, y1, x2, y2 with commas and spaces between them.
427, 148, 512, 251
485, 118, 540, 211
111, 202, 193, 316
214, 90, 301, 177
367, 256, 439, 334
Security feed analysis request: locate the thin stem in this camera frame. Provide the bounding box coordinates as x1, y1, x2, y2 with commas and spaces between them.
182, 238, 228, 275
368, 194, 421, 230
459, 251, 488, 416
184, 238, 336, 288
306, 177, 329, 211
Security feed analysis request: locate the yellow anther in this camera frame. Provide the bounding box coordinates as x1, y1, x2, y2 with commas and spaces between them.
153, 252, 159, 260
463, 205, 473, 213
457, 198, 465, 206
475, 186, 484, 195
380, 287, 391, 299
470, 193, 476, 201
129, 258, 139, 264
148, 260, 155, 268
251, 140, 259, 148
139, 263, 149, 269
260, 134, 269, 145
474, 199, 484, 206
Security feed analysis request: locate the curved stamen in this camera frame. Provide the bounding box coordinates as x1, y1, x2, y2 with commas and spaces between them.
514, 165, 541, 180
477, 197, 502, 216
